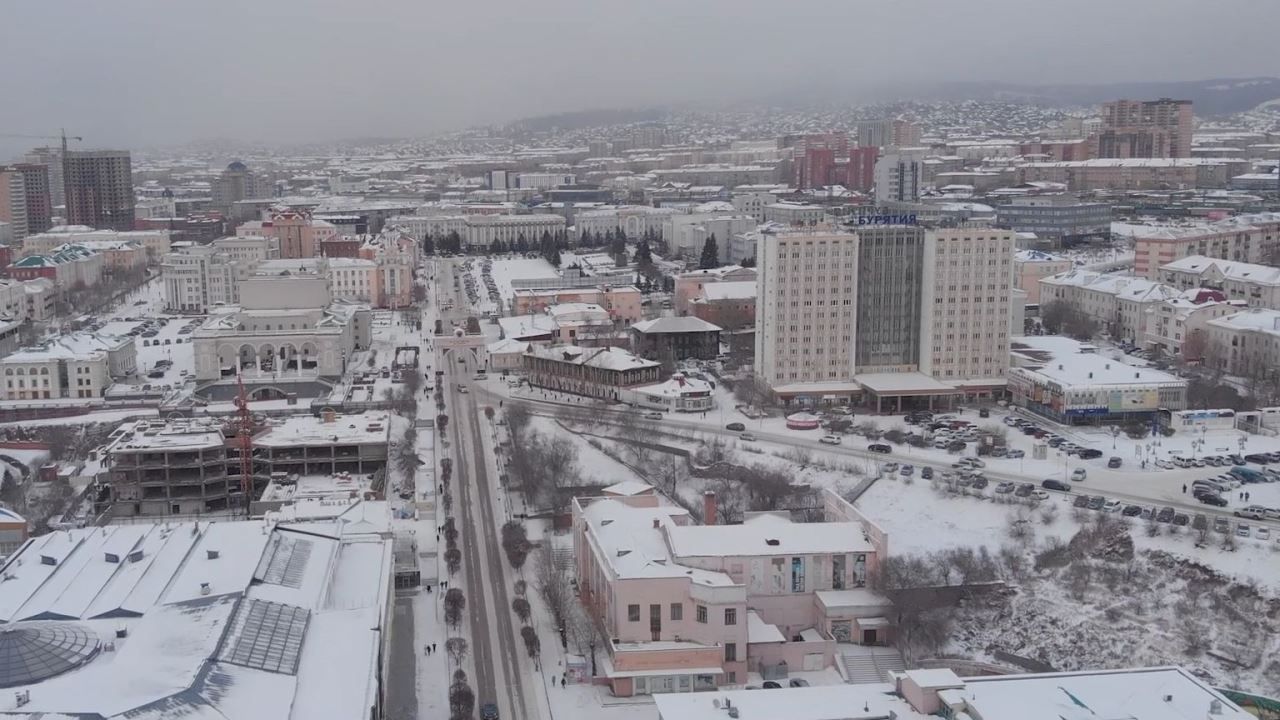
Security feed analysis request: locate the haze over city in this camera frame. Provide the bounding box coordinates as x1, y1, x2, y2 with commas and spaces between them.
3, 0, 1280, 151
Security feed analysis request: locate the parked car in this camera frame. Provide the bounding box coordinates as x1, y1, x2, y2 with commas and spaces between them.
1197, 493, 1228, 507
1236, 524, 1251, 538
1213, 517, 1230, 534
1015, 483, 1034, 497
1042, 479, 1071, 492
995, 481, 1015, 494
643, 411, 663, 420
739, 432, 757, 442
970, 477, 989, 490
868, 443, 891, 453
1233, 505, 1268, 520
882, 463, 899, 474
1031, 489, 1050, 502
789, 679, 810, 688
899, 464, 914, 476
1156, 507, 1176, 522
1071, 468, 1087, 481
1087, 495, 1105, 510
946, 440, 967, 453
762, 681, 782, 689
920, 466, 934, 480
1172, 513, 1190, 527
1006, 449, 1025, 459
1122, 504, 1143, 517
1257, 527, 1271, 541
1073, 494, 1090, 508
1078, 449, 1103, 459
1102, 500, 1123, 513
726, 422, 746, 431
820, 435, 841, 445
1107, 456, 1123, 468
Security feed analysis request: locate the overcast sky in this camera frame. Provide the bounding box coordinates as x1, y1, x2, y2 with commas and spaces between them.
2, 0, 1278, 153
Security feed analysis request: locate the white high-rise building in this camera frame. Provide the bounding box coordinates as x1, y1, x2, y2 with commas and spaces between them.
754, 224, 1015, 406
919, 227, 1016, 382
873, 150, 926, 204
755, 229, 859, 387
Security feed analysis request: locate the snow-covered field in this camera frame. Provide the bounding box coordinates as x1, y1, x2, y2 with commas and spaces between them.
462, 257, 560, 315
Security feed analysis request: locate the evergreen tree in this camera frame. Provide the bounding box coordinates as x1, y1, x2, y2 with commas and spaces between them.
514, 235, 528, 253
443, 231, 463, 255
423, 237, 435, 256
699, 234, 720, 269
609, 235, 627, 262
549, 246, 562, 267
633, 238, 653, 267
740, 255, 756, 268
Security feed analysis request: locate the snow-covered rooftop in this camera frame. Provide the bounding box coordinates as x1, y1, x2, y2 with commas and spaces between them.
697, 280, 757, 301
666, 513, 874, 558
1010, 336, 1182, 388
254, 411, 391, 448
1160, 255, 1280, 286
1207, 308, 1280, 337
631, 316, 722, 334
0, 517, 392, 720
654, 667, 1251, 720
525, 344, 660, 372
580, 499, 735, 586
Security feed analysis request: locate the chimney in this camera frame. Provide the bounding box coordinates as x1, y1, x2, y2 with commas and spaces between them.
703, 491, 718, 526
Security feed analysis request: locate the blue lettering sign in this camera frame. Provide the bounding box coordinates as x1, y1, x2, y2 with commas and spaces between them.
857, 214, 919, 226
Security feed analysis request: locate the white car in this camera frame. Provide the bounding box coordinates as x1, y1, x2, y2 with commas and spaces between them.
1071, 468, 1087, 481
819, 435, 841, 445
643, 411, 663, 420
1102, 500, 1123, 513
1031, 489, 1050, 502
739, 432, 757, 442
1256, 527, 1271, 541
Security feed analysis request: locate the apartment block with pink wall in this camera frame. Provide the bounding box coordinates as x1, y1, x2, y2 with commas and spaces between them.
1013, 250, 1073, 304
673, 266, 757, 317
571, 487, 890, 697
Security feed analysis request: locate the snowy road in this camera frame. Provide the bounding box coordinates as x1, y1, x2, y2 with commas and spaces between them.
437, 259, 537, 720
495, 393, 1280, 535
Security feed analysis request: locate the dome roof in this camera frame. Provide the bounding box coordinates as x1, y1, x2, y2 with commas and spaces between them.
0, 622, 101, 688
226, 161, 248, 172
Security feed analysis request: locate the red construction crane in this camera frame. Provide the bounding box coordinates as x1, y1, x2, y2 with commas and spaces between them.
232, 375, 256, 514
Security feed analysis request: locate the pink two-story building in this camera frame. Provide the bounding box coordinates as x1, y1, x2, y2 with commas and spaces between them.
572, 486, 891, 696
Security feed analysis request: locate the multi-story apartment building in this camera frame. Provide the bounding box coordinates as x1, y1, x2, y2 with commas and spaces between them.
1094, 98, 1193, 159
1039, 270, 1179, 343
163, 248, 249, 312
0, 167, 29, 239
1122, 212, 1280, 279
855, 118, 921, 148
210, 160, 271, 213
0, 164, 52, 237
1017, 158, 1244, 193
0, 332, 136, 400
1144, 288, 1245, 360
22, 146, 64, 207
0, 277, 56, 323
1205, 308, 1280, 379
995, 196, 1111, 246
873, 150, 926, 204
572, 486, 888, 696
62, 150, 135, 231
1013, 250, 1073, 304
1157, 255, 1280, 309
755, 225, 1015, 407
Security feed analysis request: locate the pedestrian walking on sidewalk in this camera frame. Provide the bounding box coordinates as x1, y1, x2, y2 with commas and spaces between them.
561, 677, 566, 688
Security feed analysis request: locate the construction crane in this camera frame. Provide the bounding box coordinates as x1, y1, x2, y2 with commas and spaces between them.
0, 129, 82, 155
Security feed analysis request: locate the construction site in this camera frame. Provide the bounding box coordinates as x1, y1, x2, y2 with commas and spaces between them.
96, 381, 390, 519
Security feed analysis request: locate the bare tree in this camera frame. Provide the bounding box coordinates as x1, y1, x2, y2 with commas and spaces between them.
534, 544, 569, 629
566, 599, 603, 676
446, 636, 468, 667
732, 374, 774, 409
870, 555, 956, 665
652, 454, 687, 496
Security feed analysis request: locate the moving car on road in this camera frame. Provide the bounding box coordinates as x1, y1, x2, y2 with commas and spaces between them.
1042, 479, 1071, 492
868, 443, 891, 453
726, 422, 746, 431
820, 435, 842, 445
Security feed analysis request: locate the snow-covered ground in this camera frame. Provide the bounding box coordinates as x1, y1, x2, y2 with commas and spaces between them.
462, 257, 560, 315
